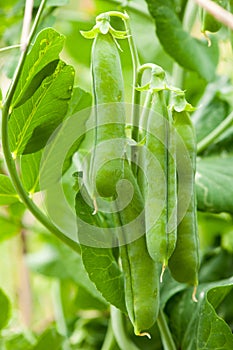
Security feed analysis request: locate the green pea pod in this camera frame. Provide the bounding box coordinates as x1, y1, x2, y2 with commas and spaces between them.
91, 32, 126, 198
142, 72, 177, 275
201, 0, 228, 33
168, 108, 199, 294
117, 163, 159, 337
166, 117, 177, 269
145, 90, 167, 269
81, 14, 128, 199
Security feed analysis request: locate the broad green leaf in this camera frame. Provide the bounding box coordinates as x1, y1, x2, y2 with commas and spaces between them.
185, 280, 233, 349
9, 62, 74, 156
145, 0, 219, 81
26, 239, 107, 305
12, 28, 65, 108
196, 156, 233, 213
75, 188, 126, 313
0, 288, 11, 330
32, 328, 63, 350
167, 278, 233, 349
62, 87, 92, 173
0, 174, 19, 205
66, 87, 92, 117
20, 150, 42, 194
80, 245, 126, 313
0, 215, 20, 242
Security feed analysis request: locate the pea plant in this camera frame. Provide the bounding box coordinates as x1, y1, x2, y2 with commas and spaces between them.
0, 0, 233, 349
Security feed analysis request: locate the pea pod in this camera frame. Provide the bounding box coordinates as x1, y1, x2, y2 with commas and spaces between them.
168, 92, 199, 294
201, 0, 228, 33
138, 65, 177, 275
117, 163, 160, 337
81, 13, 128, 199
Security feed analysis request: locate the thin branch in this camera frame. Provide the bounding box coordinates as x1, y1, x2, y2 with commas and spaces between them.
110, 306, 140, 350
195, 0, 233, 31
0, 44, 23, 53
157, 309, 176, 350
197, 110, 233, 154
20, 0, 34, 51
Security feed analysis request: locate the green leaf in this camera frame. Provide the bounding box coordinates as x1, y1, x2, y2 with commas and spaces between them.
80, 245, 126, 313
75, 188, 126, 313
167, 278, 233, 349
20, 150, 42, 194
186, 280, 233, 349
12, 28, 65, 108
0, 288, 11, 330
196, 156, 233, 213
0, 175, 19, 205
9, 62, 74, 156
32, 328, 63, 350
145, 0, 219, 81
66, 87, 92, 117
0, 215, 20, 243
63, 87, 92, 173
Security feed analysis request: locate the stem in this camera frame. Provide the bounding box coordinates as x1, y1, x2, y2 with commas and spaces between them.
197, 110, 233, 154
20, 0, 34, 51
0, 44, 23, 53
183, 0, 198, 32
195, 0, 233, 30
101, 321, 116, 350
140, 90, 153, 138
1, 0, 80, 253
105, 0, 152, 20
110, 306, 140, 350
157, 309, 176, 350
52, 280, 70, 350
123, 16, 141, 175
124, 16, 140, 142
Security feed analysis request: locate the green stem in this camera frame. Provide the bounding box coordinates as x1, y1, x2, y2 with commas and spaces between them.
0, 44, 22, 53
197, 110, 233, 154
1, 0, 79, 253
101, 321, 116, 350
124, 16, 140, 142
106, 0, 151, 20
110, 306, 140, 350
183, 0, 198, 32
140, 90, 153, 138
157, 309, 176, 350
